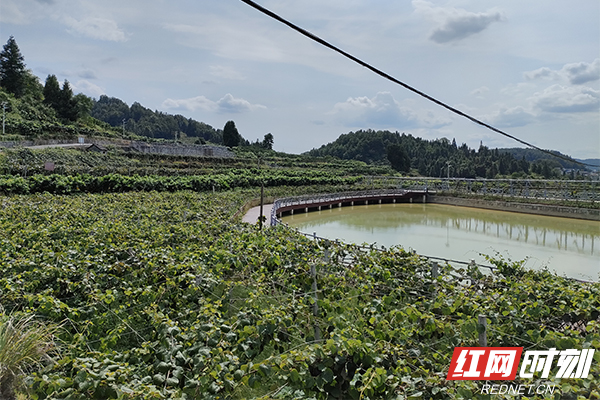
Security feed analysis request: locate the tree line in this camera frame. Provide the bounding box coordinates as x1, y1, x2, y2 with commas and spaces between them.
91, 95, 222, 143
0, 36, 92, 123
91, 97, 275, 150
306, 129, 571, 179
0, 36, 274, 149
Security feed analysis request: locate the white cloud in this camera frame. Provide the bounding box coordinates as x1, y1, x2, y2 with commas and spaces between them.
485, 106, 537, 128
63, 16, 126, 42
72, 79, 105, 98
331, 92, 450, 129
524, 67, 558, 81
531, 85, 600, 113
162, 96, 217, 113
524, 59, 600, 85
216, 93, 266, 114
162, 94, 265, 114
562, 59, 600, 85
412, 0, 504, 44
431, 13, 503, 44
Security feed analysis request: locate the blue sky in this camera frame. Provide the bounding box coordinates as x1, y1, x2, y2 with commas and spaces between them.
1, 0, 599, 158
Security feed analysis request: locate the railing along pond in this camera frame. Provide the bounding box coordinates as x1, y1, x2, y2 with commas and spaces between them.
362, 176, 600, 202
268, 185, 596, 283
270, 189, 419, 227
269, 189, 496, 274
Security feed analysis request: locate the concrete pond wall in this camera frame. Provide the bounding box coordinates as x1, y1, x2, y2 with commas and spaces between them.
429, 195, 600, 221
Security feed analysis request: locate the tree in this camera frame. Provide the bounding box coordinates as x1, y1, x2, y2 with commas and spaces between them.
0, 36, 27, 97
91, 95, 131, 126
223, 120, 241, 147
386, 144, 410, 172
58, 80, 78, 122
23, 70, 43, 100
43, 74, 61, 110
43, 76, 90, 121
73, 93, 93, 120
262, 133, 274, 150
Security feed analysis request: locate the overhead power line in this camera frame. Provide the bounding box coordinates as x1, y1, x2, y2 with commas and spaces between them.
240, 0, 593, 168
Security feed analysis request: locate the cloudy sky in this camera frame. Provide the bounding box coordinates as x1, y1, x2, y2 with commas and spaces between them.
1, 0, 599, 158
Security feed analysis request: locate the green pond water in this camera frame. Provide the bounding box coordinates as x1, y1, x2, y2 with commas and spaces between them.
281, 203, 600, 281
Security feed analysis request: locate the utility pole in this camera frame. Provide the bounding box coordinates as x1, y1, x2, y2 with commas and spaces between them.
478, 315, 487, 347
446, 161, 452, 190
122, 119, 126, 138
258, 155, 264, 229
259, 182, 264, 230
311, 264, 321, 341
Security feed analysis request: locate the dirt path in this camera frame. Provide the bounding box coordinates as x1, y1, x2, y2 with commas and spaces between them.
242, 203, 273, 225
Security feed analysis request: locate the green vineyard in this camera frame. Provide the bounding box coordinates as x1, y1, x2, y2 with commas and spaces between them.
0, 190, 598, 399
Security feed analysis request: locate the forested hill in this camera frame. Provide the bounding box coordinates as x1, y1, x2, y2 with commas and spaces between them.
305, 129, 567, 179
0, 35, 224, 144
91, 95, 222, 144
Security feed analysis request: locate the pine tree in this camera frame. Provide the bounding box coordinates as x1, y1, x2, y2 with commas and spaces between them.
58, 80, 78, 121
23, 70, 44, 100
0, 36, 27, 97
43, 74, 61, 110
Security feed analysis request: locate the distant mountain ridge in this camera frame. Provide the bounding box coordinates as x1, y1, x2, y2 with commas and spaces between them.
306, 130, 596, 179
576, 158, 600, 167
307, 130, 532, 178
497, 148, 590, 169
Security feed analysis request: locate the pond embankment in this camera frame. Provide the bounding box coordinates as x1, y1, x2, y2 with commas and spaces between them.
429, 195, 600, 221
242, 191, 600, 224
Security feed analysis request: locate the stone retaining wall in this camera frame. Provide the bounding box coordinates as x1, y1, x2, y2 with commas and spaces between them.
128, 142, 234, 158
0, 139, 235, 158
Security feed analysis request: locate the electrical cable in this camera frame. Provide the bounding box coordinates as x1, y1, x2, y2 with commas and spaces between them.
239, 0, 594, 167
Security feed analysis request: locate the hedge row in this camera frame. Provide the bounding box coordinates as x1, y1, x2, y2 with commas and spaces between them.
0, 173, 362, 195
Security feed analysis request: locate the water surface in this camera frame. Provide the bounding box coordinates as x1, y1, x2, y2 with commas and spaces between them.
282, 203, 600, 281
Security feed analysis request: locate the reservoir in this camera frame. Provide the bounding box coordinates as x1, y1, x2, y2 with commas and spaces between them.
281, 203, 600, 281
